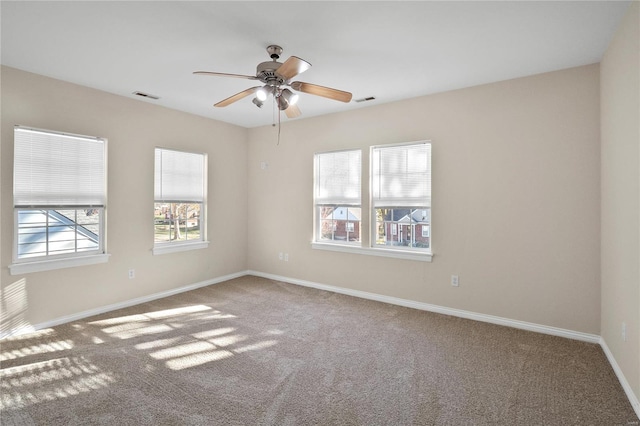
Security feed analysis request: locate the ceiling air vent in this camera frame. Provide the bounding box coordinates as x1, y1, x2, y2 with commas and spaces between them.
354, 96, 376, 103
132, 91, 160, 100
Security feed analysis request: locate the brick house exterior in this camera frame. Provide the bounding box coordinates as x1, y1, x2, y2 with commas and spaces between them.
380, 209, 430, 248
321, 207, 360, 242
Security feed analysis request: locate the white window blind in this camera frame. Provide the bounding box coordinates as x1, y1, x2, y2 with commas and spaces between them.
14, 127, 106, 207
314, 150, 361, 205
372, 142, 431, 208
154, 148, 205, 202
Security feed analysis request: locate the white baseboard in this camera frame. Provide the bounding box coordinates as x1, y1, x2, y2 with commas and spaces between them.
600, 337, 640, 419
248, 270, 600, 344
3, 269, 599, 344
0, 270, 247, 340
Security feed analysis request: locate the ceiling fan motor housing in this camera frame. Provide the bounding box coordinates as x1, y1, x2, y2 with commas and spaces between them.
256, 61, 284, 85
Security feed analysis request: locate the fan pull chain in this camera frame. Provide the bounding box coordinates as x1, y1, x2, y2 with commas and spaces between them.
270, 92, 282, 145
277, 108, 282, 145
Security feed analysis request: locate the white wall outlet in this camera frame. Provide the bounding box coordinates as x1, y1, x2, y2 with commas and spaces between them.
622, 322, 626, 342
260, 161, 269, 170
278, 252, 283, 260
451, 275, 459, 287
128, 269, 135, 279
284, 253, 289, 262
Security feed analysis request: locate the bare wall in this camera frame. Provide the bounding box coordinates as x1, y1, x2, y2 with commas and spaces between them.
247, 64, 601, 334
601, 1, 640, 405
1, 66, 248, 332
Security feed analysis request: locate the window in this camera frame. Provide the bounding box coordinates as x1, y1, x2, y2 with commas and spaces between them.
314, 150, 361, 243
312, 141, 432, 261
153, 148, 208, 254
11, 126, 108, 274
372, 142, 431, 251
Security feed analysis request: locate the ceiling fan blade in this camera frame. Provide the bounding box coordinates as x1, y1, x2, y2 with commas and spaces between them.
194, 71, 258, 80
285, 104, 302, 118
275, 56, 311, 81
290, 81, 352, 103
214, 86, 260, 107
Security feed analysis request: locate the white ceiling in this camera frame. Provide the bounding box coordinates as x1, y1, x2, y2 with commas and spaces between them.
1, 1, 630, 128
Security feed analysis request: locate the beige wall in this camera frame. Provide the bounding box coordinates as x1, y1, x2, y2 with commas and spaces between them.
248, 64, 601, 334
601, 1, 640, 405
1, 66, 248, 333
1, 63, 604, 338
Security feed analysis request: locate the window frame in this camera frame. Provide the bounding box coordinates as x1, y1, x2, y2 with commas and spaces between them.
311, 141, 432, 262
152, 147, 209, 255
10, 126, 109, 275
370, 141, 432, 256
313, 149, 362, 246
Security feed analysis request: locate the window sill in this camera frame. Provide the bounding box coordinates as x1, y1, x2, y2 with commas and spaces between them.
311, 242, 433, 262
9, 253, 111, 275
152, 241, 209, 255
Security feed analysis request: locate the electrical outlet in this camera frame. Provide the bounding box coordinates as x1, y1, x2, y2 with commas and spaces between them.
279, 252, 283, 260
128, 269, 135, 279
284, 253, 289, 262
622, 322, 627, 342
451, 275, 459, 287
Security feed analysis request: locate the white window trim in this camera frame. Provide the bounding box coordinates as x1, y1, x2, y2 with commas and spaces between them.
154, 148, 208, 251
313, 149, 362, 246
12, 126, 108, 270
9, 253, 111, 275
370, 140, 432, 254
152, 240, 209, 256
312, 241, 432, 262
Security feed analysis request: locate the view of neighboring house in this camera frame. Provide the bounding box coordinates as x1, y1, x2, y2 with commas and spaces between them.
379, 208, 430, 248
321, 207, 360, 242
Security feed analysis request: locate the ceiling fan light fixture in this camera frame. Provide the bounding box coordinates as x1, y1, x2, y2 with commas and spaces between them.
252, 97, 264, 108
277, 95, 289, 111
256, 87, 268, 101
281, 88, 299, 106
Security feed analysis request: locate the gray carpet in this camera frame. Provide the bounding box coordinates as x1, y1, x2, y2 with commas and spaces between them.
1, 275, 637, 425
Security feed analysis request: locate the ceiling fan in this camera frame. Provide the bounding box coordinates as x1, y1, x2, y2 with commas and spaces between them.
194, 45, 352, 118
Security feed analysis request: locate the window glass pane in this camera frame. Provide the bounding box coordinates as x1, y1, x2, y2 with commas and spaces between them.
154, 203, 202, 243
375, 208, 430, 249
318, 206, 361, 243
16, 208, 103, 259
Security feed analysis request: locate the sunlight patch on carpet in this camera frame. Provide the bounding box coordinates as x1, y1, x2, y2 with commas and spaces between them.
88, 304, 213, 327
0, 356, 115, 409
233, 340, 278, 354
1, 339, 73, 362
165, 349, 234, 370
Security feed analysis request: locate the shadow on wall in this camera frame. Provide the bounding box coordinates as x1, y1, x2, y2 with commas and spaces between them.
0, 278, 32, 338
